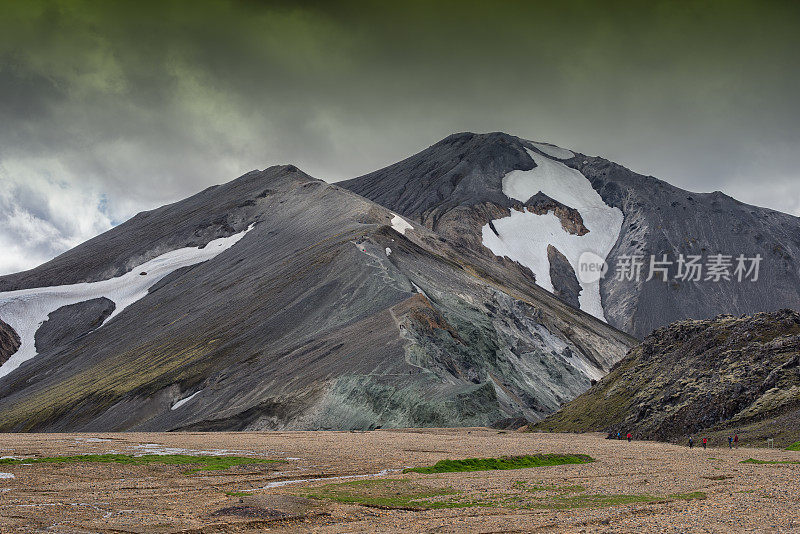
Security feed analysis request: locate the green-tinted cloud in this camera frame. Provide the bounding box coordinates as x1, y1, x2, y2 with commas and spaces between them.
1, 0, 799, 273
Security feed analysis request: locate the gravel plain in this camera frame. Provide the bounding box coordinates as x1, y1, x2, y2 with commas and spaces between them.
0, 429, 798, 533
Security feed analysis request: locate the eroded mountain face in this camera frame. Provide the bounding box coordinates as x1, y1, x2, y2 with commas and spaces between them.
0, 320, 20, 366
537, 309, 800, 445
0, 166, 634, 432
34, 298, 116, 354
341, 132, 800, 339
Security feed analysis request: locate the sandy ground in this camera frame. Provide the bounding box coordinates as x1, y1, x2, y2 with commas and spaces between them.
0, 429, 798, 533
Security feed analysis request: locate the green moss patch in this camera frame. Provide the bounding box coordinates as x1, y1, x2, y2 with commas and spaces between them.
302, 479, 705, 511
786, 441, 800, 451
404, 454, 594, 474
513, 481, 587, 493
507, 482, 705, 510
740, 458, 800, 465
0, 454, 281, 472
303, 479, 463, 510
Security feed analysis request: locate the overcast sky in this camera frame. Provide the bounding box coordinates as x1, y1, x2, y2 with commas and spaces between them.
1, 0, 799, 275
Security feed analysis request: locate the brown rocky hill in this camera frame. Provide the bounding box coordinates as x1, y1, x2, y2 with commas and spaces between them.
535, 310, 800, 447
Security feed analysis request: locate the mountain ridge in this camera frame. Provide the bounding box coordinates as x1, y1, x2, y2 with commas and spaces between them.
342, 132, 800, 338
0, 164, 634, 432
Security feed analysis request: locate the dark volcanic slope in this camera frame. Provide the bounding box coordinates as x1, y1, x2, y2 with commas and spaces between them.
0, 168, 269, 292
577, 159, 800, 338
340, 132, 530, 220
537, 310, 800, 446
0, 166, 634, 432
0, 320, 20, 366
341, 132, 800, 339
34, 298, 116, 354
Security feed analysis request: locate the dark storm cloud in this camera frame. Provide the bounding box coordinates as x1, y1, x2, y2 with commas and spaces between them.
1, 0, 799, 274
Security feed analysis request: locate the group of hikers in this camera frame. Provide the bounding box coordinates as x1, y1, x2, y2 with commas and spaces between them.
608, 431, 634, 442
689, 434, 739, 449
608, 431, 741, 449
689, 433, 739, 449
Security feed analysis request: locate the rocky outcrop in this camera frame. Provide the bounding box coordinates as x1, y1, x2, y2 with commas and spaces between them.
0, 320, 20, 366
536, 309, 800, 446
526, 193, 588, 236
547, 245, 581, 308
34, 298, 116, 354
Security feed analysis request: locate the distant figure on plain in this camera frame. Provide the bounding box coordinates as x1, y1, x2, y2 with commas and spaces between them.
617, 431, 621, 440
627, 432, 632, 442
734, 434, 739, 448
689, 436, 693, 448
728, 436, 733, 449
702, 437, 707, 449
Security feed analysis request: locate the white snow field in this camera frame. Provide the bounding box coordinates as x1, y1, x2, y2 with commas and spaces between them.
390, 214, 413, 235
530, 141, 575, 160
482, 148, 623, 321
171, 390, 203, 411
0, 225, 254, 379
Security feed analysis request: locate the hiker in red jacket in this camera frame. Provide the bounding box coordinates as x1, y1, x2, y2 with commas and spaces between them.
734, 434, 739, 448
626, 432, 632, 442
702, 437, 707, 449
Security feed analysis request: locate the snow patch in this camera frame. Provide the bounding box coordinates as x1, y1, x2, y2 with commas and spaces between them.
411, 282, 428, 298
0, 225, 254, 379
171, 390, 202, 411
390, 214, 413, 235
0, 473, 14, 479
482, 149, 623, 321
385, 247, 392, 256
530, 141, 574, 160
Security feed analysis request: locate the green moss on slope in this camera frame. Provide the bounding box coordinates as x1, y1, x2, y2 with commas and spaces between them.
740, 458, 800, 465
532, 310, 800, 442
404, 454, 594, 474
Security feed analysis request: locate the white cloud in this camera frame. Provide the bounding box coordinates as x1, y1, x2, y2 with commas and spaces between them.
0, 158, 114, 275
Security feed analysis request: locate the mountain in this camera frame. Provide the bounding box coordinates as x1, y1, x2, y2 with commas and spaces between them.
341, 132, 800, 338
0, 165, 634, 432
535, 309, 800, 446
